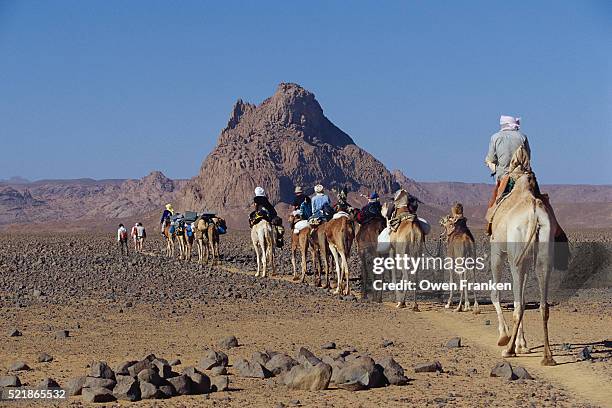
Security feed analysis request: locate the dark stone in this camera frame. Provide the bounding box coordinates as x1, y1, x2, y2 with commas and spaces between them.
9, 361, 31, 372
55, 330, 69, 339
66, 376, 86, 396
490, 362, 516, 380
139, 381, 162, 399
218, 335, 239, 349
137, 368, 162, 386
335, 356, 387, 389
577, 346, 593, 361
37, 352, 53, 363
512, 366, 533, 380
211, 375, 229, 392
283, 362, 332, 391
199, 350, 229, 370
336, 380, 367, 391
210, 366, 227, 376
187, 372, 211, 394
252, 351, 271, 366
114, 360, 137, 375
89, 361, 115, 380
37, 378, 60, 389
321, 342, 336, 350
8, 329, 22, 337
297, 347, 322, 366
377, 356, 409, 385
167, 374, 192, 395
84, 376, 116, 389
169, 358, 181, 366
127, 359, 153, 377
446, 337, 462, 348
112, 376, 141, 401
0, 375, 21, 387
158, 384, 175, 398
235, 358, 273, 378
382, 339, 394, 348
82, 386, 116, 403
152, 359, 172, 379
265, 353, 298, 376
414, 361, 443, 373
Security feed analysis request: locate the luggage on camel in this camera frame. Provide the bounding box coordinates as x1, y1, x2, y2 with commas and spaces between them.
293, 219, 309, 234
183, 211, 198, 223
377, 227, 391, 253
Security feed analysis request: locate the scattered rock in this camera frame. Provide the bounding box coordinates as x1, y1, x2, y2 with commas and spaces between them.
55, 330, 69, 339
321, 342, 336, 350
446, 337, 462, 348
211, 375, 230, 392
182, 367, 211, 394
265, 353, 299, 375
199, 350, 229, 370
252, 351, 271, 366
89, 361, 115, 380
37, 378, 60, 389
84, 376, 116, 390
336, 380, 367, 391
66, 376, 87, 396
139, 381, 162, 399
113, 376, 141, 401
414, 361, 443, 373
82, 386, 116, 403
218, 335, 239, 349
377, 356, 409, 385
485, 320, 491, 326
577, 346, 593, 361
152, 358, 172, 379
159, 384, 175, 398
490, 362, 516, 380
211, 366, 227, 376
382, 339, 394, 348
512, 366, 533, 380
335, 356, 387, 389
297, 347, 322, 366
0, 375, 21, 387
9, 361, 31, 372
284, 362, 332, 391
137, 368, 162, 386
235, 358, 273, 378
167, 374, 192, 395
37, 352, 54, 363
8, 328, 22, 337
127, 359, 153, 377
114, 360, 137, 375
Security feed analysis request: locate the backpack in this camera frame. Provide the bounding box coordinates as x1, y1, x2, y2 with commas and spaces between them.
119, 230, 128, 241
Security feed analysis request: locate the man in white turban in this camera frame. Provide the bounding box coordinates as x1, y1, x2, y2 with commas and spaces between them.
311, 184, 332, 221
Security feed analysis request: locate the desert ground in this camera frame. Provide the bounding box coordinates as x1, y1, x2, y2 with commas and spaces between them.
1, 229, 611, 407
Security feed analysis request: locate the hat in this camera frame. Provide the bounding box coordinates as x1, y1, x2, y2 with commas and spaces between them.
369, 192, 379, 200
255, 186, 266, 197
500, 115, 520, 131
393, 189, 408, 207
294, 186, 303, 194
165, 203, 173, 210
314, 184, 324, 194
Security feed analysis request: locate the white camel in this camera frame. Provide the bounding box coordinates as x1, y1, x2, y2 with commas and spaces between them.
251, 220, 276, 278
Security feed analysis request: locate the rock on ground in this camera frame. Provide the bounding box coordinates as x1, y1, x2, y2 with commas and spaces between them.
82, 386, 116, 403
414, 361, 443, 373
235, 358, 273, 378
283, 362, 332, 391
0, 375, 21, 387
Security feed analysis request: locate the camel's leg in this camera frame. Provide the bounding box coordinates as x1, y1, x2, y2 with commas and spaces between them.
329, 245, 341, 295
502, 256, 527, 358
339, 249, 350, 296
516, 271, 530, 354
537, 239, 556, 366
411, 258, 420, 312
253, 237, 261, 277
291, 235, 298, 280
491, 244, 510, 346
446, 266, 454, 309
390, 246, 405, 308
269, 236, 276, 277
299, 238, 308, 283
471, 267, 480, 314
259, 233, 268, 278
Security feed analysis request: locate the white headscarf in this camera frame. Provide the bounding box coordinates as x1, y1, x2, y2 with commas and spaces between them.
254, 186, 266, 197
500, 115, 521, 131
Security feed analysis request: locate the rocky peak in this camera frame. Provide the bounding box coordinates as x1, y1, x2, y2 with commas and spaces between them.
226, 99, 256, 130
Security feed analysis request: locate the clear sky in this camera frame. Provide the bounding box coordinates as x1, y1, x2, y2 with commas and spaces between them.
1, 1, 610, 184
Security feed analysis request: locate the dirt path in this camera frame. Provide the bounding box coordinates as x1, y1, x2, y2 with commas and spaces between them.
419, 307, 612, 408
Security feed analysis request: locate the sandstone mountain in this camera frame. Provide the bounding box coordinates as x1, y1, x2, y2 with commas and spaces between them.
176, 83, 398, 213
0, 171, 186, 227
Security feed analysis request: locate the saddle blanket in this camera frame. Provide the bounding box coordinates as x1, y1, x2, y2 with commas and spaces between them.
332, 211, 349, 220
293, 219, 309, 234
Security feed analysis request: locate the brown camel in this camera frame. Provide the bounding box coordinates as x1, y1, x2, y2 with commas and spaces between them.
355, 216, 386, 300
290, 223, 316, 283
383, 191, 425, 310
488, 171, 557, 365
162, 224, 176, 258
325, 214, 355, 296
194, 217, 210, 264
440, 204, 480, 313
309, 223, 330, 288
206, 217, 225, 265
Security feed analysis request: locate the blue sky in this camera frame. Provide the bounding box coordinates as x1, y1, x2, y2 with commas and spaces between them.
1, 1, 610, 184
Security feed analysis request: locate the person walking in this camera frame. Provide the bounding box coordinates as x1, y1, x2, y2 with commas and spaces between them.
117, 224, 129, 255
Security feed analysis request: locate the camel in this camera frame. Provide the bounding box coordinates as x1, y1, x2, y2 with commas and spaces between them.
440, 204, 480, 313
174, 222, 190, 260
325, 213, 355, 296
488, 171, 557, 365
355, 216, 386, 300
206, 216, 225, 265
291, 223, 316, 283
309, 223, 331, 288
194, 217, 210, 264
162, 224, 176, 258
251, 219, 276, 278
382, 192, 425, 310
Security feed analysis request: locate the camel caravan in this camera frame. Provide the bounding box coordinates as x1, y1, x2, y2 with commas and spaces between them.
150, 115, 568, 366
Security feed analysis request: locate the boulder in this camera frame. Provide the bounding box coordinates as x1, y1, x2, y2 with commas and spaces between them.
167, 374, 192, 395
84, 376, 116, 390
9, 361, 31, 372
137, 368, 162, 386
158, 384, 175, 398
235, 358, 273, 378
297, 347, 322, 367
89, 361, 115, 380
218, 335, 239, 349
55, 330, 69, 339
182, 367, 211, 394
114, 360, 137, 375
152, 359, 172, 379
265, 353, 299, 376
414, 361, 443, 373
446, 337, 462, 348
37, 352, 54, 363
283, 362, 332, 391
334, 356, 387, 389
113, 376, 141, 401
0, 375, 21, 387
127, 359, 153, 377
66, 376, 87, 396
252, 351, 271, 366
37, 378, 60, 389
512, 366, 533, 380
321, 342, 336, 350
490, 362, 516, 380
139, 381, 162, 399
82, 386, 116, 403
199, 350, 229, 370
211, 375, 230, 392
8, 329, 22, 337
577, 346, 593, 361
377, 356, 409, 385
211, 366, 227, 376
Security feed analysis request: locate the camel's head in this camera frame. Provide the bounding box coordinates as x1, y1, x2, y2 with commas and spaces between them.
439, 215, 455, 235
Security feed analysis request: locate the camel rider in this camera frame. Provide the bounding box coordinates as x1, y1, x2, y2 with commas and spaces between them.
446, 203, 475, 242
485, 115, 531, 208
333, 187, 352, 213
160, 203, 174, 235
357, 192, 382, 224
310, 184, 333, 223
290, 186, 312, 228
250, 186, 284, 247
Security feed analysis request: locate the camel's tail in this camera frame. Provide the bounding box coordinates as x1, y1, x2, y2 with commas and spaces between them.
515, 198, 539, 267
